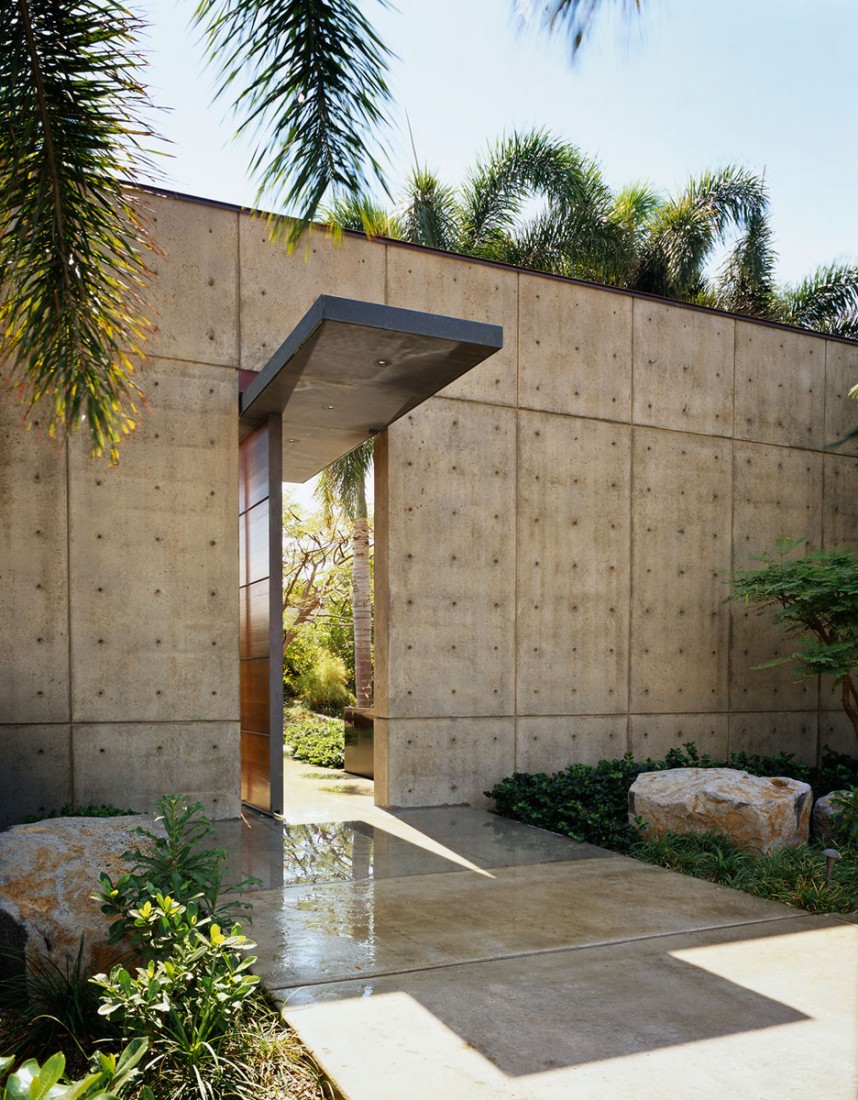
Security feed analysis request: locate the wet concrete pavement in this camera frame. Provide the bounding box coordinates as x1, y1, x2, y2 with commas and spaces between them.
214, 760, 858, 1099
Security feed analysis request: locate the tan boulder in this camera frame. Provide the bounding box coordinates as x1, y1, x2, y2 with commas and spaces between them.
0, 815, 159, 972
628, 768, 812, 854
811, 791, 848, 844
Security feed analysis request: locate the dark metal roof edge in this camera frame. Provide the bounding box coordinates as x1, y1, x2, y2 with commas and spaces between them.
239, 295, 504, 423
315, 295, 503, 348
130, 183, 858, 349
239, 297, 325, 416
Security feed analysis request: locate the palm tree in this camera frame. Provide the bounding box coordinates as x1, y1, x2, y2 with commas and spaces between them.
630, 166, 771, 303
1, 1, 156, 462
775, 264, 858, 339
326, 130, 630, 280
315, 440, 374, 709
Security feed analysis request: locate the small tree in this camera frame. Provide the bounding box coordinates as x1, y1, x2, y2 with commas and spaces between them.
729, 538, 858, 745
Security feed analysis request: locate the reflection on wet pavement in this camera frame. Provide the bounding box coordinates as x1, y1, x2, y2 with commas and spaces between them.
212, 807, 613, 893
280, 820, 466, 885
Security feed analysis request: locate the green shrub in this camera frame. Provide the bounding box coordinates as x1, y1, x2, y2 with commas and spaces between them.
296, 652, 355, 715
283, 632, 323, 701
0, 1038, 150, 1100
23, 803, 138, 824
487, 742, 858, 852
284, 709, 345, 770
831, 786, 858, 849
93, 897, 259, 1096
95, 796, 257, 954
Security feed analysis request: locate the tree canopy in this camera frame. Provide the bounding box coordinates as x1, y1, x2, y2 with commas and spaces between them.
326, 132, 858, 338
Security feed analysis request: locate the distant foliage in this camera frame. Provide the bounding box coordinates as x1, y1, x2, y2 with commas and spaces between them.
24, 803, 137, 823
296, 652, 355, 715
284, 709, 345, 770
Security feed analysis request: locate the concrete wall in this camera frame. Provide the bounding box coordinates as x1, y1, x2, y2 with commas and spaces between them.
2, 190, 857, 822
0, 192, 391, 826
373, 252, 858, 808
1, 194, 243, 824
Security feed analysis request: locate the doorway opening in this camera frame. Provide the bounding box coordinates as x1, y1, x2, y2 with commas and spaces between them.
238, 295, 503, 817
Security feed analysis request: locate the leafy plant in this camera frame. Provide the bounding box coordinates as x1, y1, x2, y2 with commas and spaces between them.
488, 753, 653, 851
284, 710, 345, 770
95, 796, 257, 956
93, 896, 259, 1097
295, 652, 355, 716
729, 538, 858, 746
0, 1037, 150, 1100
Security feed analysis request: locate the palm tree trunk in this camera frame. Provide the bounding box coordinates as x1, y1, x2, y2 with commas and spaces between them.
352, 478, 373, 707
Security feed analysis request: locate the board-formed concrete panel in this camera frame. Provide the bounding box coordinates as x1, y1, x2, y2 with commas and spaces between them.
819, 710, 858, 756
68, 360, 238, 723
735, 324, 825, 449
515, 715, 627, 774
0, 725, 72, 828
73, 722, 240, 819
824, 339, 858, 457
385, 246, 518, 406
375, 717, 515, 809
728, 712, 818, 761
516, 411, 631, 715
239, 221, 385, 374
630, 429, 732, 713
377, 398, 516, 719
629, 714, 729, 762
633, 300, 734, 436
144, 193, 239, 367
822, 452, 858, 547
730, 442, 822, 712
518, 276, 632, 421
0, 416, 69, 723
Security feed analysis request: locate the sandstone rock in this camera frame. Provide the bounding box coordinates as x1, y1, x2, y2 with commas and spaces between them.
628, 768, 812, 854
0, 815, 160, 972
811, 791, 848, 843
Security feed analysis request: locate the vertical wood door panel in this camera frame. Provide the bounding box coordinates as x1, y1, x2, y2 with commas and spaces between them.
238, 418, 283, 814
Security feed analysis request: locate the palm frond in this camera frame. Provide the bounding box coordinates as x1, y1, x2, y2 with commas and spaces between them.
610, 182, 663, 232
194, 0, 393, 246
316, 438, 374, 525
321, 193, 398, 238
0, 0, 156, 461
516, 0, 643, 57
397, 168, 462, 250
460, 130, 596, 255
636, 166, 769, 301
715, 210, 778, 317
777, 263, 858, 338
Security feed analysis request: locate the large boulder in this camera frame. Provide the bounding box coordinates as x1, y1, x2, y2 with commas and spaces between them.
628, 768, 812, 854
0, 815, 159, 972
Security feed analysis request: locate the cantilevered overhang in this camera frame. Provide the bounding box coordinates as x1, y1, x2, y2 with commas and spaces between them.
238, 295, 504, 482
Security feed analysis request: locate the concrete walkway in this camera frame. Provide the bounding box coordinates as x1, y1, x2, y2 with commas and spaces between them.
216, 764, 857, 1099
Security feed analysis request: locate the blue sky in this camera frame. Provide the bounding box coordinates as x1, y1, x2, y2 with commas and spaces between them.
137, 0, 857, 287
